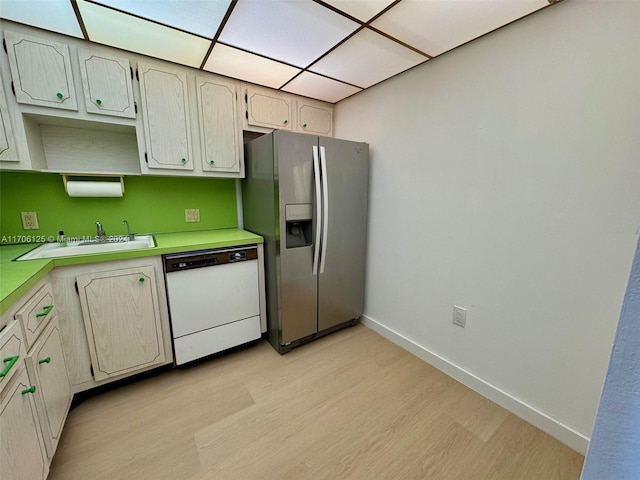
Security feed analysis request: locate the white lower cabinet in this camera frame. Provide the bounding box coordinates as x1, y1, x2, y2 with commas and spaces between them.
0, 276, 72, 478
0, 367, 48, 480
77, 265, 166, 381
51, 257, 172, 392
24, 317, 72, 458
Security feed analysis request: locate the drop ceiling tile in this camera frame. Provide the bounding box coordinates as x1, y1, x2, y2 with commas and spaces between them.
218, 0, 360, 68
203, 44, 300, 89
310, 28, 426, 89
282, 72, 362, 103
0, 0, 83, 38
77, 1, 211, 67
371, 0, 549, 57
91, 0, 231, 39
321, 0, 396, 22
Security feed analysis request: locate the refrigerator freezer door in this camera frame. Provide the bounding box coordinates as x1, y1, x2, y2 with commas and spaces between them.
276, 131, 320, 344
317, 137, 369, 332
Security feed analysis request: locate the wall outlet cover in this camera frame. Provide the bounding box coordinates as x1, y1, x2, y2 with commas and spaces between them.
21, 211, 39, 230
185, 208, 200, 223
453, 305, 467, 328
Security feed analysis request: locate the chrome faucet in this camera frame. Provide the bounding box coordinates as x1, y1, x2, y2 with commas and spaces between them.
122, 220, 134, 241
96, 221, 107, 243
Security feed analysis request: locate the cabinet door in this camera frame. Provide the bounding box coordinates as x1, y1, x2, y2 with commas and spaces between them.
4, 30, 77, 111
138, 62, 192, 170
24, 318, 72, 459
0, 368, 48, 480
0, 72, 18, 162
78, 49, 136, 119
296, 99, 333, 136
246, 86, 292, 130
196, 76, 241, 173
76, 266, 166, 381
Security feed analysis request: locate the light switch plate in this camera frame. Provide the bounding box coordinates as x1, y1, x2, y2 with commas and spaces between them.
453, 305, 467, 328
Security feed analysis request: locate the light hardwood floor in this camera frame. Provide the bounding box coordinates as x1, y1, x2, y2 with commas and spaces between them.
48, 325, 584, 480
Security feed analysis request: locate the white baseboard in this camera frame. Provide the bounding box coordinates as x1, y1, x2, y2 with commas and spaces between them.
360, 314, 589, 454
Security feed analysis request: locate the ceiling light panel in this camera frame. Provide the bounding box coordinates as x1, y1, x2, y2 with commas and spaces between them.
321, 0, 396, 22
218, 0, 360, 68
282, 72, 362, 103
77, 1, 211, 67
203, 44, 300, 89
0, 0, 83, 38
310, 28, 426, 88
371, 0, 549, 57
91, 0, 231, 39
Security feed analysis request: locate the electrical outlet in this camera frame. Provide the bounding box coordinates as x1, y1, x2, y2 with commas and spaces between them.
21, 211, 39, 230
185, 208, 200, 223
453, 305, 467, 328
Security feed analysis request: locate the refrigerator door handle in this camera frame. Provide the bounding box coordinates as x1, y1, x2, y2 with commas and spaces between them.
319, 146, 329, 274
312, 145, 322, 276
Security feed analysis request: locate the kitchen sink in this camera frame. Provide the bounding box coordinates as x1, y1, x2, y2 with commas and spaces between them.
16, 235, 155, 261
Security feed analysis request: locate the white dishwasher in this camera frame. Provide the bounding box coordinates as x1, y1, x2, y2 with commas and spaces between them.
163, 245, 261, 365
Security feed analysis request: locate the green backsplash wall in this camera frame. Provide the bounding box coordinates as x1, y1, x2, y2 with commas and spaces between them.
0, 172, 238, 240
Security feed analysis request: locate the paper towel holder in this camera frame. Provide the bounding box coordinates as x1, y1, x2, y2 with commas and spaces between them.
62, 174, 125, 197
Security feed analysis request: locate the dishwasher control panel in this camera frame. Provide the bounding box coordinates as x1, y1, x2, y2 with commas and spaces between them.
163, 246, 258, 273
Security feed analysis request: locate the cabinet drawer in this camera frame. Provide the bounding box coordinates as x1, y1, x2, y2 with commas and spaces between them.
0, 321, 26, 392
14, 284, 55, 350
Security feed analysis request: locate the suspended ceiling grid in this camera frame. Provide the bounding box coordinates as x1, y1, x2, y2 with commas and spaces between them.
0, 0, 559, 103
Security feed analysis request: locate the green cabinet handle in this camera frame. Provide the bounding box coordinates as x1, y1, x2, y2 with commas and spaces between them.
181, 158, 186, 164
38, 357, 51, 364
0, 356, 19, 377
21, 386, 36, 395
303, 123, 307, 128
209, 160, 215, 165
283, 119, 288, 125
96, 99, 102, 105
56, 92, 63, 99
36, 305, 53, 318
139, 277, 145, 283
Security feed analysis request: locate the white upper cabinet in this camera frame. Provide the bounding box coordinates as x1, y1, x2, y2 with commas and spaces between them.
196, 76, 241, 173
245, 85, 292, 131
3, 30, 77, 111
295, 98, 334, 136
0, 72, 18, 162
78, 49, 136, 119
138, 62, 193, 170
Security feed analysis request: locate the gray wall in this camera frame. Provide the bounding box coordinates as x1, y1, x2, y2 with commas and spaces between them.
334, 0, 640, 452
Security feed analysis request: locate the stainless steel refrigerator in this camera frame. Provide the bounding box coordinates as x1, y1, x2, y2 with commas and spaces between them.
242, 130, 369, 354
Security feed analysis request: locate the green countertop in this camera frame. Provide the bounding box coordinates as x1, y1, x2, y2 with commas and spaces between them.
0, 228, 263, 315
